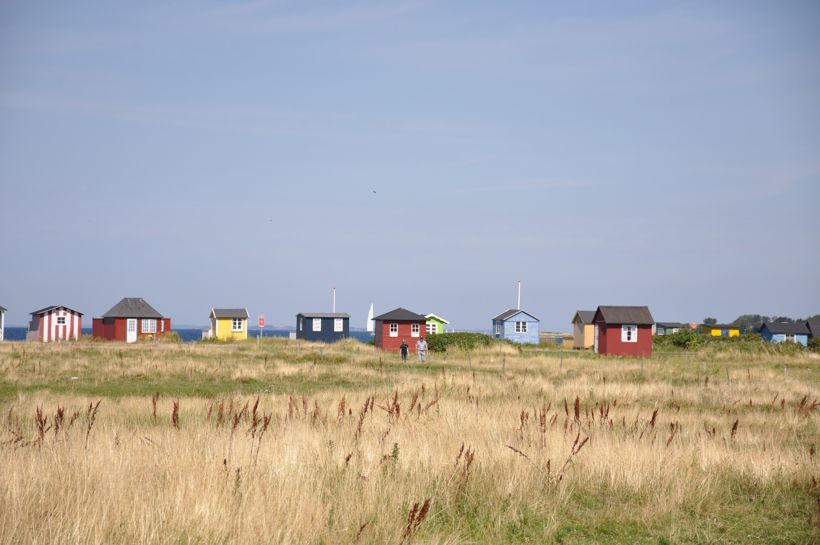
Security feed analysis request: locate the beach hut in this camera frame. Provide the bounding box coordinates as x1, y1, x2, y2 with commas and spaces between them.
655, 322, 688, 336
27, 305, 83, 342
592, 305, 654, 357
571, 310, 595, 349
700, 324, 740, 337
759, 321, 809, 347
808, 318, 820, 340
492, 309, 540, 345
373, 308, 427, 352
206, 308, 249, 341
0, 305, 5, 341
92, 298, 171, 343
296, 312, 350, 342
424, 314, 449, 335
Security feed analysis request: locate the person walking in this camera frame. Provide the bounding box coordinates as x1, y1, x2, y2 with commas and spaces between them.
399, 339, 409, 364
416, 337, 428, 363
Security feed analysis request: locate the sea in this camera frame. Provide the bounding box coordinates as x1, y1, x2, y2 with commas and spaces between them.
1, 327, 375, 344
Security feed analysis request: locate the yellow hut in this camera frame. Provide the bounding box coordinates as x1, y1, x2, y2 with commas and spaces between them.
571, 310, 596, 349
207, 308, 249, 341
701, 323, 740, 337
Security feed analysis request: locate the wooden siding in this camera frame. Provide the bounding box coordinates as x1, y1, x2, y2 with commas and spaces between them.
374, 319, 425, 352
295, 316, 349, 343
28, 308, 82, 342
212, 317, 248, 341
593, 322, 652, 357
573, 322, 594, 349
92, 317, 171, 342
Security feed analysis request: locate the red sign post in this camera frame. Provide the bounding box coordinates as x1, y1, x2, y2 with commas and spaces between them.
257, 315, 265, 346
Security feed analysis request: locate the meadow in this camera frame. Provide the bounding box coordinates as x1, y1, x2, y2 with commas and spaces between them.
0, 339, 818, 544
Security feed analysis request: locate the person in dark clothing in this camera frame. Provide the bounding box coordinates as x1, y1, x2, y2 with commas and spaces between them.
399, 339, 409, 363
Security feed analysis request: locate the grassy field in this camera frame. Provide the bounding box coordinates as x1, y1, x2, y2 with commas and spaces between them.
1, 339, 818, 544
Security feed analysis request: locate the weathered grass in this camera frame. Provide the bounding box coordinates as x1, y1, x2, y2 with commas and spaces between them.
0, 340, 817, 544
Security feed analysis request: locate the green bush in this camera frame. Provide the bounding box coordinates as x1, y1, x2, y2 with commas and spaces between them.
808, 337, 820, 351
426, 332, 499, 353
654, 331, 806, 354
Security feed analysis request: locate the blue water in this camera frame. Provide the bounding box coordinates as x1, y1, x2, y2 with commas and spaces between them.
2, 327, 374, 344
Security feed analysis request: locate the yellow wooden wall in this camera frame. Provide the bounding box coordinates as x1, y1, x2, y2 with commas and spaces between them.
212, 317, 248, 341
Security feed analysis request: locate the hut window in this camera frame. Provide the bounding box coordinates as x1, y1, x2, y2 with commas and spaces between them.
411, 323, 420, 337
495, 323, 502, 335
389, 323, 398, 337
231, 318, 243, 332
515, 321, 527, 333
785, 334, 794, 343
299, 317, 303, 331
621, 324, 637, 343
142, 319, 157, 334
313, 318, 322, 332
56, 316, 66, 325
334, 318, 343, 332
426, 323, 437, 335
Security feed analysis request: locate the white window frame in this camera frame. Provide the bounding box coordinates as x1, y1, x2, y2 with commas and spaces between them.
785, 333, 794, 343
299, 317, 303, 331
426, 323, 437, 335
621, 324, 637, 343
334, 318, 343, 332
56, 316, 66, 325
495, 322, 502, 335
142, 319, 157, 334
515, 321, 528, 333
389, 323, 399, 337
231, 318, 243, 332
127, 320, 137, 333
312, 318, 322, 332
411, 323, 420, 337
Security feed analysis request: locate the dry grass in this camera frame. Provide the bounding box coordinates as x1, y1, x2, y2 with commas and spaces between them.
0, 340, 818, 544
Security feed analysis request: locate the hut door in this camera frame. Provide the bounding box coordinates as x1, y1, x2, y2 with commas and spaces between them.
593, 325, 599, 353
126, 319, 138, 343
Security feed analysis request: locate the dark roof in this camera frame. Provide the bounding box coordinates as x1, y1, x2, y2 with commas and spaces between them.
493, 308, 539, 321
101, 298, 164, 319
807, 318, 820, 337
30, 305, 83, 316
701, 324, 738, 329
297, 312, 350, 319
211, 308, 249, 319
0, 305, 6, 312
761, 321, 810, 335
656, 322, 687, 328
573, 310, 596, 324
594, 306, 654, 325
372, 308, 426, 322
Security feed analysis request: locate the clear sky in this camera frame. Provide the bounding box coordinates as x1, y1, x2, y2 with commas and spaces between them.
1, 1, 818, 330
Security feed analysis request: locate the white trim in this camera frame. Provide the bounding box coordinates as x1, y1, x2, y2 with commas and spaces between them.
621, 324, 638, 343
231, 318, 244, 332
389, 323, 398, 337
411, 323, 420, 337
126, 319, 138, 343
312, 318, 322, 332
515, 321, 528, 333
142, 319, 157, 334
424, 313, 450, 324
334, 318, 343, 332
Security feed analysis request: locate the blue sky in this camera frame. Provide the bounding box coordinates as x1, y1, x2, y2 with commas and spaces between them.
1, 1, 818, 330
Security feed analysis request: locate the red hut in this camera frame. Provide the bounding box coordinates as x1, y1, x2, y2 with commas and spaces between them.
373, 308, 427, 352
92, 298, 171, 343
27, 305, 83, 342
593, 305, 654, 357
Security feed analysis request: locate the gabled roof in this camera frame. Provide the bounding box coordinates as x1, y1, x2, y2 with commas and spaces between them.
372, 307, 426, 322
297, 312, 350, 318
594, 306, 654, 325
102, 298, 164, 319
807, 318, 820, 337
656, 322, 687, 328
210, 308, 249, 319
572, 310, 595, 324
493, 308, 539, 322
425, 313, 450, 324
761, 321, 810, 335
0, 305, 6, 312
30, 305, 83, 316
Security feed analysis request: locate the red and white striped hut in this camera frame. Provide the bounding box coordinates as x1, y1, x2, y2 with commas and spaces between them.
27, 305, 83, 342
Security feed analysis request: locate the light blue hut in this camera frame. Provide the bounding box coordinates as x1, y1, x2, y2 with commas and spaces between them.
759, 321, 809, 347
492, 308, 540, 344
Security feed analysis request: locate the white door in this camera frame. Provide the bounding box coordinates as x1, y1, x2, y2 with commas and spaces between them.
593, 324, 599, 354
126, 319, 138, 343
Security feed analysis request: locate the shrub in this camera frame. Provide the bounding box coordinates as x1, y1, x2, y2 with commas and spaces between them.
426, 332, 497, 353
